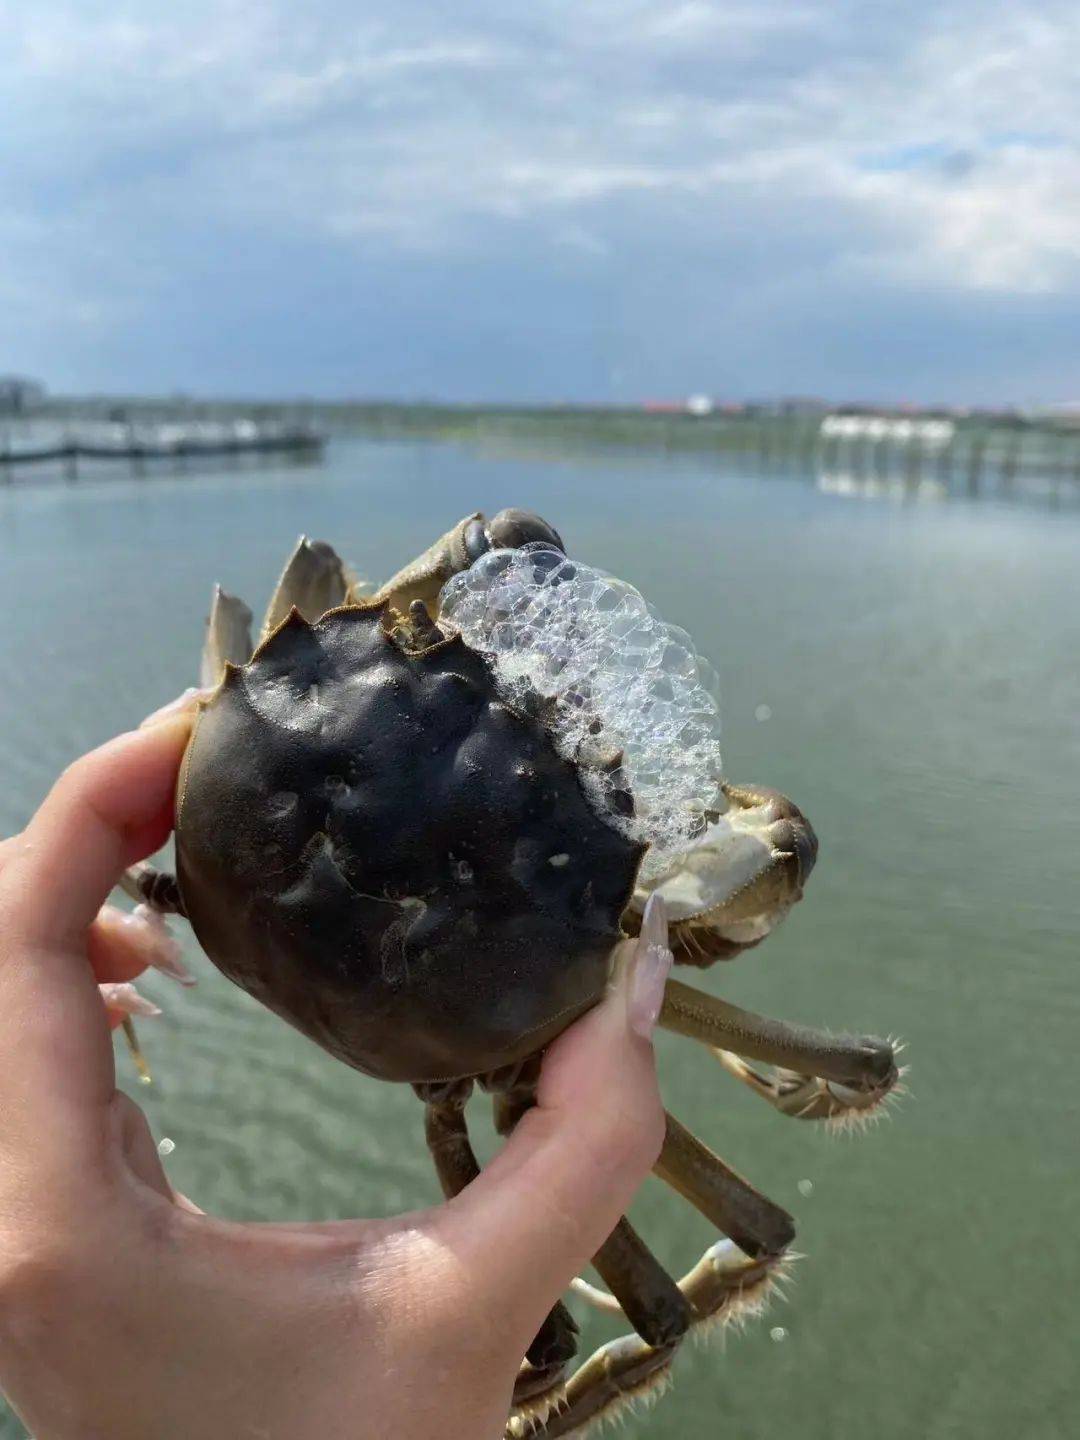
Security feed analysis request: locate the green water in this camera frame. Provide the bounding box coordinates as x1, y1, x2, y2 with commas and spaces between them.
1, 439, 1077, 1438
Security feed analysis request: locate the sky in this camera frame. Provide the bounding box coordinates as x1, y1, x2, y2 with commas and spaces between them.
2, 1, 1078, 405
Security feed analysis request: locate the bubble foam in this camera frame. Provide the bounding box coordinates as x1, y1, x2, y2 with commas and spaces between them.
440, 545, 723, 877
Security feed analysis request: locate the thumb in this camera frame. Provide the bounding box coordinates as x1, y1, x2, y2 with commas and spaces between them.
442, 896, 673, 1347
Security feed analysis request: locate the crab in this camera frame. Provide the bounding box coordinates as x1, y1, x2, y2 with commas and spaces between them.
120, 509, 901, 1438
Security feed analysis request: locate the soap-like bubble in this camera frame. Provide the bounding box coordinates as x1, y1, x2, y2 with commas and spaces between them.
441, 545, 723, 876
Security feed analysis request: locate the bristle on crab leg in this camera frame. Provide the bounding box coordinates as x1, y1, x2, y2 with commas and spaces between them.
659, 977, 900, 1118
573, 1236, 793, 1334
509, 1363, 569, 1439
679, 1237, 795, 1332
714, 1048, 907, 1129
513, 1361, 569, 1408
518, 1243, 794, 1437
507, 1334, 677, 1440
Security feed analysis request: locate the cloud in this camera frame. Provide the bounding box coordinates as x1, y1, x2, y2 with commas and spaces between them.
1, 0, 1078, 399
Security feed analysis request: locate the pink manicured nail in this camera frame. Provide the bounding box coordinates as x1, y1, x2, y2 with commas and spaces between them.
628, 894, 673, 1039
139, 687, 207, 728
99, 982, 162, 1019
125, 905, 197, 987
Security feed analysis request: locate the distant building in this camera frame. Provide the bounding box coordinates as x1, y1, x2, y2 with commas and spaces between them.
0, 376, 46, 414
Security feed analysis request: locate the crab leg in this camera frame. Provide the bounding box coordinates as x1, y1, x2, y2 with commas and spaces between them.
111, 866, 186, 1082
491, 1088, 781, 1438
489, 1067, 793, 1433
655, 1112, 795, 1259
415, 1080, 579, 1371
371, 508, 566, 619
659, 977, 900, 1121
514, 1235, 793, 1439
508, 1334, 678, 1439
713, 1049, 904, 1125
573, 1234, 785, 1328
661, 976, 895, 1087
489, 1078, 688, 1431
118, 862, 186, 916
512, 1241, 789, 1439
491, 1077, 786, 1328
492, 1087, 536, 1138
590, 1217, 690, 1349
512, 1360, 570, 1410
120, 1016, 154, 1085
418, 1078, 481, 1196
489, 1078, 689, 1348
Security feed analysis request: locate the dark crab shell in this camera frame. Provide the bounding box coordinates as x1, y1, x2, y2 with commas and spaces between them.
175, 600, 644, 1083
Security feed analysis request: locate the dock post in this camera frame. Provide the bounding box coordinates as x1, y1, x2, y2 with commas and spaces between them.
777, 418, 791, 469
799, 419, 816, 471
1000, 429, 1022, 490
766, 420, 783, 469
936, 434, 953, 489
870, 426, 886, 483
809, 421, 824, 474
126, 422, 146, 478
904, 431, 923, 492
853, 429, 870, 482
966, 434, 985, 497
1055, 432, 1072, 486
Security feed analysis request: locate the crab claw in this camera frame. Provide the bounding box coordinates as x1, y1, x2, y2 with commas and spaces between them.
372, 510, 565, 619
628, 782, 817, 966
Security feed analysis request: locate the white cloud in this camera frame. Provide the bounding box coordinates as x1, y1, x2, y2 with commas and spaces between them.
1, 0, 1077, 393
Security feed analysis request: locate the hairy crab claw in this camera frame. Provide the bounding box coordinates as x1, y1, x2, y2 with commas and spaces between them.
116, 508, 902, 1438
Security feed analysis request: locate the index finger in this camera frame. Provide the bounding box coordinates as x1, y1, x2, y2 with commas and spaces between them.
0, 713, 193, 1131
0, 715, 192, 955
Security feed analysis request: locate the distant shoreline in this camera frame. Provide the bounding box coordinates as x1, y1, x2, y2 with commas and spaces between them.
8, 396, 1077, 492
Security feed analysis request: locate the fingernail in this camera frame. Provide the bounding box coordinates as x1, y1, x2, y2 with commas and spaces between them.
126, 905, 197, 987
99, 982, 162, 1019
627, 894, 673, 1039
140, 687, 208, 728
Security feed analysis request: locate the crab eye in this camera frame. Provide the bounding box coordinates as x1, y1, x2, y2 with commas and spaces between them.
464, 520, 490, 563
486, 508, 566, 554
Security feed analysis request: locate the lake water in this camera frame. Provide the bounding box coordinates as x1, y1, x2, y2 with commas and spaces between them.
1, 436, 1077, 1438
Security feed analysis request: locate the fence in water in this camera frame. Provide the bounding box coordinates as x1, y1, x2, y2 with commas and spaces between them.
0, 418, 323, 482
327, 403, 1080, 505
6, 401, 1079, 504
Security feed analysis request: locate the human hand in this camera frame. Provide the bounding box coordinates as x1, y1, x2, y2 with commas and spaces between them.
0, 707, 671, 1440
